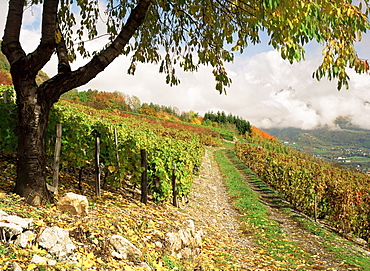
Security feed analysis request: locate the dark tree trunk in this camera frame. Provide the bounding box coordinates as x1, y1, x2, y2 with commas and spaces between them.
2, 0, 151, 205
13, 80, 52, 205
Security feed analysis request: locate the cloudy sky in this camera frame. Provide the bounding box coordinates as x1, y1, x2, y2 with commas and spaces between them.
1, 2, 370, 130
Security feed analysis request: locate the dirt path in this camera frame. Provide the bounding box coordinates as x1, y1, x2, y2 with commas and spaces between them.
182, 148, 274, 270
183, 147, 370, 270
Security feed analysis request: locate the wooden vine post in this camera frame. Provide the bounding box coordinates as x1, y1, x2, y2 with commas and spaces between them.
51, 124, 62, 193
3, 91, 8, 104
314, 194, 318, 222
114, 126, 120, 167
140, 149, 148, 204
172, 164, 178, 207
95, 137, 101, 197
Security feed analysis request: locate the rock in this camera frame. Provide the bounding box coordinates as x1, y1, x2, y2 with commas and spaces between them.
30, 254, 57, 266
111, 250, 125, 259
184, 220, 195, 232
12, 262, 22, 271
56, 192, 88, 216
2, 215, 33, 229
0, 210, 34, 244
108, 235, 142, 262
138, 262, 152, 270
207, 185, 217, 192
0, 210, 8, 217
164, 219, 203, 259
178, 228, 192, 247
31, 254, 48, 264
165, 232, 182, 252
37, 226, 76, 258
154, 241, 163, 248
48, 259, 57, 266
15, 230, 35, 248
178, 247, 192, 259
0, 222, 23, 241
193, 232, 202, 247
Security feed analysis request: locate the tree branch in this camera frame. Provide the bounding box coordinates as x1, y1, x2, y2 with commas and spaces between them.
56, 28, 71, 74
29, 0, 59, 73
2, 0, 26, 65
40, 0, 152, 99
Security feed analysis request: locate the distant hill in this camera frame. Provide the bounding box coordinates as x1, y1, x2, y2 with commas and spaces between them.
264, 124, 370, 173
264, 125, 370, 149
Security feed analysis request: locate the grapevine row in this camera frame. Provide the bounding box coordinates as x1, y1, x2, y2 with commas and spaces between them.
1, 102, 215, 201
235, 139, 370, 241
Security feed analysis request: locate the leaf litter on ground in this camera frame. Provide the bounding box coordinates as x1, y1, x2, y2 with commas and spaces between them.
1, 146, 369, 271
0, 151, 265, 270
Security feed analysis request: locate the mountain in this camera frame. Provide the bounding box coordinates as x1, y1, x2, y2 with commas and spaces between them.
264, 124, 370, 173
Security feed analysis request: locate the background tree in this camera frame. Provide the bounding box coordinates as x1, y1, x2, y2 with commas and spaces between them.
203, 111, 251, 134
2, 0, 370, 205
129, 95, 142, 113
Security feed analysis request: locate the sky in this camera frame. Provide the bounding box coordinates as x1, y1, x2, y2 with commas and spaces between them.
1, 2, 370, 130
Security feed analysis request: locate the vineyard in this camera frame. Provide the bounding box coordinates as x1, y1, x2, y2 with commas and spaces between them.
235, 136, 370, 241
0, 100, 223, 202
2, 97, 370, 242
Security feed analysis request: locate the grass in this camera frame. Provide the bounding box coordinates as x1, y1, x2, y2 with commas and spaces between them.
214, 145, 313, 270
220, 142, 370, 271
293, 215, 370, 269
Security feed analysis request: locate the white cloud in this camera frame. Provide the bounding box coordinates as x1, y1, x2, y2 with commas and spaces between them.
1, 2, 370, 130
0, 1, 8, 38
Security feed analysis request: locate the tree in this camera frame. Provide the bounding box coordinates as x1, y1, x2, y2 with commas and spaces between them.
2, 0, 369, 205
138, 104, 157, 116
129, 95, 142, 113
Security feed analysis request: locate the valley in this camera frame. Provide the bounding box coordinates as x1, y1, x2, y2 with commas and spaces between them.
264, 127, 370, 173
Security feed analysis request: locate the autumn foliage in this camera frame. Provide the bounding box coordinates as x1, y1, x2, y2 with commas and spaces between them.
0, 71, 12, 85
235, 138, 370, 241
250, 126, 276, 141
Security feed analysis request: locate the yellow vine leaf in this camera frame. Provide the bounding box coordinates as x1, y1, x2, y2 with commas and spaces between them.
27, 263, 37, 271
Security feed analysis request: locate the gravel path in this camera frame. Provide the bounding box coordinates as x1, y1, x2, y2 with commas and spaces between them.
182, 148, 273, 270
183, 147, 370, 270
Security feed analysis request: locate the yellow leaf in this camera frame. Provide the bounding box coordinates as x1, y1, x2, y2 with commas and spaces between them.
33, 220, 45, 226
108, 165, 116, 173
27, 233, 35, 242
87, 252, 95, 259
27, 263, 37, 270
96, 258, 105, 264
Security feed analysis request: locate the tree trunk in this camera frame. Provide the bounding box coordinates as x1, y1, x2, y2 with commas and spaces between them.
2, 0, 151, 206
13, 81, 52, 205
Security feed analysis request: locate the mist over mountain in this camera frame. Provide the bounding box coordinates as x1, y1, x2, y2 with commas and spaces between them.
264, 121, 370, 173
264, 117, 370, 148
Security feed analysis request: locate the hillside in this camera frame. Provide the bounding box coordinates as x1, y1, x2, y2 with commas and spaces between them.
1, 42, 370, 269
264, 126, 370, 173
1, 141, 369, 270
1, 97, 370, 269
